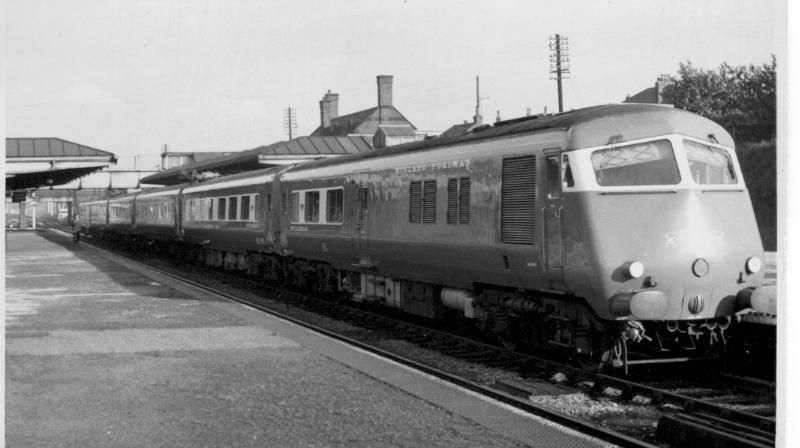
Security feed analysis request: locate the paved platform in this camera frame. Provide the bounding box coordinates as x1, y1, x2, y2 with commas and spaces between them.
5, 230, 613, 448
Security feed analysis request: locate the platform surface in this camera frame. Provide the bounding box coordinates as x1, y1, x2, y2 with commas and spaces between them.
5, 230, 612, 448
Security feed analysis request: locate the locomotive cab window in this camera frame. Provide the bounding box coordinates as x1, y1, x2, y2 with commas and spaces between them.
683, 140, 737, 185
562, 154, 575, 188
546, 155, 561, 199
592, 139, 680, 186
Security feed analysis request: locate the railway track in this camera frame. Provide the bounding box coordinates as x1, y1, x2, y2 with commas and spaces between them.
52, 226, 776, 448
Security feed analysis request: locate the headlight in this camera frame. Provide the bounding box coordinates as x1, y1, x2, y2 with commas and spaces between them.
624, 261, 645, 279
745, 256, 762, 274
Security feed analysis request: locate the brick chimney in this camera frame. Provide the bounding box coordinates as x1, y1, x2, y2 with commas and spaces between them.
319, 90, 339, 128
377, 75, 393, 124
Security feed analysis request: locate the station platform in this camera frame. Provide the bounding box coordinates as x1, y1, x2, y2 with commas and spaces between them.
5, 230, 611, 448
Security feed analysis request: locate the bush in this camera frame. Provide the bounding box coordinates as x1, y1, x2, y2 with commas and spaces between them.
736, 140, 776, 251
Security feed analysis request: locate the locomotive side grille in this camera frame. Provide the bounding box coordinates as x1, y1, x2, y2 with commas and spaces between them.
501, 156, 537, 244
409, 181, 422, 223
447, 179, 458, 224
423, 180, 437, 223
458, 177, 470, 224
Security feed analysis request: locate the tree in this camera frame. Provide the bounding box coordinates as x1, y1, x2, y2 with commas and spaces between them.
662, 56, 776, 141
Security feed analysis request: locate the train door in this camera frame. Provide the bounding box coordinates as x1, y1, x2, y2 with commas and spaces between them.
353, 185, 369, 254
263, 184, 273, 244
543, 151, 565, 285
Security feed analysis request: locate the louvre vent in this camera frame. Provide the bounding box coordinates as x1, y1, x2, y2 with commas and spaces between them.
409, 181, 422, 223
447, 179, 458, 224
423, 180, 437, 223
458, 177, 470, 224
501, 156, 537, 244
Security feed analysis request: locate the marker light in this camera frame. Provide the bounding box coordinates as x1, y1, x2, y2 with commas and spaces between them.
624, 261, 645, 279
745, 256, 762, 274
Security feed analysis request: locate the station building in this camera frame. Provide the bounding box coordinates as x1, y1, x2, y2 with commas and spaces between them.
142, 75, 426, 186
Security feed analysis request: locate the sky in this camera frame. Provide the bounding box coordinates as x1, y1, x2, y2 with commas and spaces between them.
6, 0, 782, 171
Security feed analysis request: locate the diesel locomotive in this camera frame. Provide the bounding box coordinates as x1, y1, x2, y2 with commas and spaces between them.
78, 103, 776, 369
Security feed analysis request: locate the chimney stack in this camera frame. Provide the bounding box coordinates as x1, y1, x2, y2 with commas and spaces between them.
377, 75, 393, 124
319, 90, 339, 128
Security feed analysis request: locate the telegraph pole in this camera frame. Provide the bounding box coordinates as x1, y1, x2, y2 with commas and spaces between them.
549, 34, 570, 113
283, 107, 297, 140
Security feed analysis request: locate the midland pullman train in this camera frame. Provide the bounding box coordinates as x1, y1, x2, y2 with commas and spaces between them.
78, 103, 776, 369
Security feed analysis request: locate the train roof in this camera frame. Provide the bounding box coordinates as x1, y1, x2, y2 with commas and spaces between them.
286, 104, 733, 174
181, 165, 286, 194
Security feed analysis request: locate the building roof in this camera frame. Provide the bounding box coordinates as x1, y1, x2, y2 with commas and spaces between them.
49, 170, 162, 190
376, 125, 417, 137
6, 138, 117, 191
6, 137, 114, 158
624, 87, 659, 104
439, 122, 479, 139
140, 136, 374, 186
311, 106, 417, 136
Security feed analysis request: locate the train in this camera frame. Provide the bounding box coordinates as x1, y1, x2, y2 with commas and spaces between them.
77, 103, 776, 369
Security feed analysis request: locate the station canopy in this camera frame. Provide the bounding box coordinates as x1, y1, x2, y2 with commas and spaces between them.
6, 138, 117, 191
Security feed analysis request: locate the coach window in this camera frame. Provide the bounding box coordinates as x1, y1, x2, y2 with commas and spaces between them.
305, 191, 320, 223
228, 197, 238, 220
326, 189, 344, 223
547, 155, 561, 199
241, 195, 251, 221
218, 198, 226, 220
